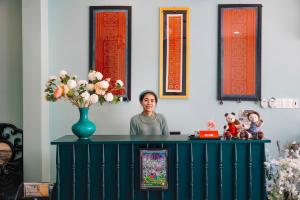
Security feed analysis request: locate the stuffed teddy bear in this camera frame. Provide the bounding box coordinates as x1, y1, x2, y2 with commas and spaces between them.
223, 112, 241, 139
245, 111, 264, 140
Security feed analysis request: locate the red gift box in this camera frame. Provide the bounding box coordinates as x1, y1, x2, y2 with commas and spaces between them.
199, 130, 219, 139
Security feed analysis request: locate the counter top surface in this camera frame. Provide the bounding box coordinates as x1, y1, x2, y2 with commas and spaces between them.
51, 135, 271, 144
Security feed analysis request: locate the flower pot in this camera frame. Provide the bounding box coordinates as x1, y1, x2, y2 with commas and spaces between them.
72, 107, 96, 139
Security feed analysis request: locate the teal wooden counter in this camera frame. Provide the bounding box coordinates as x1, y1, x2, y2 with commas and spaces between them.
51, 135, 270, 200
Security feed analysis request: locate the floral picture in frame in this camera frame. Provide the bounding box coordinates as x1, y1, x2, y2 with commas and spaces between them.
159, 7, 190, 99
217, 4, 262, 102
140, 149, 168, 190
89, 6, 131, 101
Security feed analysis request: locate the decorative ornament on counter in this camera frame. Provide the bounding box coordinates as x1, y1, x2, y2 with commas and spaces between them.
223, 110, 264, 140
244, 111, 264, 139
223, 112, 242, 140
199, 120, 219, 139
207, 120, 216, 130
189, 120, 219, 140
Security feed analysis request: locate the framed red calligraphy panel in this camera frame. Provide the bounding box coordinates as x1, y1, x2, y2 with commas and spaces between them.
159, 8, 190, 99
218, 4, 262, 102
89, 6, 131, 101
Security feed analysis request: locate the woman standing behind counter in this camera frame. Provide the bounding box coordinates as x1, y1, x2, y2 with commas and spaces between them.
130, 90, 169, 135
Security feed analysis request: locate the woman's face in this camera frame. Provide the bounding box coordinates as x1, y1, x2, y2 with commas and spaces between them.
141, 93, 156, 114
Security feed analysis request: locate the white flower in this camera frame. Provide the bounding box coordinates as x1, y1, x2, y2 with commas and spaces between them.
81, 91, 90, 102
89, 94, 99, 104
59, 70, 67, 78
45, 70, 124, 108
78, 80, 88, 86
104, 92, 113, 102
119, 97, 123, 102
116, 80, 124, 87
67, 79, 77, 89
88, 71, 96, 81
99, 80, 109, 89
87, 83, 95, 91
95, 72, 103, 80
265, 145, 300, 198
49, 76, 57, 80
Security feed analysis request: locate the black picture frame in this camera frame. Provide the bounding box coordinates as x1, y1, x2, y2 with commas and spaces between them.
89, 6, 131, 101
140, 148, 168, 190
217, 4, 262, 102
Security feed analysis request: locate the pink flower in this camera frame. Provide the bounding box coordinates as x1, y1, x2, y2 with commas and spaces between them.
100, 80, 109, 89
54, 87, 63, 98
94, 82, 106, 95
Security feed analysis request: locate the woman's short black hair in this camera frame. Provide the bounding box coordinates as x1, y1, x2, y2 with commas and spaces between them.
139, 90, 158, 103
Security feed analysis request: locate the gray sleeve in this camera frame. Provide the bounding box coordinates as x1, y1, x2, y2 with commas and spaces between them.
130, 117, 138, 135
160, 114, 169, 135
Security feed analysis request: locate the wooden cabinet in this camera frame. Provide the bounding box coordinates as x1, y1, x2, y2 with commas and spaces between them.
51, 135, 270, 200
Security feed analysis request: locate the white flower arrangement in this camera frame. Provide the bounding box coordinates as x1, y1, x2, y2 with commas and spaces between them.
265, 141, 300, 200
45, 70, 124, 108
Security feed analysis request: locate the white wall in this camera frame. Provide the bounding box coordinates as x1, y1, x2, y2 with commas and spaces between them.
22, 0, 49, 181
47, 0, 300, 180
0, 0, 22, 128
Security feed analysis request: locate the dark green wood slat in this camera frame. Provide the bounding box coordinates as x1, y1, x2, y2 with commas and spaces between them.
219, 143, 223, 200
56, 145, 61, 200
87, 144, 90, 200
72, 144, 75, 200
131, 144, 135, 200
234, 143, 238, 200
161, 143, 164, 200
146, 143, 149, 200
102, 144, 105, 200
117, 144, 120, 200
205, 143, 208, 200
176, 143, 179, 200
190, 143, 194, 200
263, 144, 267, 200
248, 143, 252, 200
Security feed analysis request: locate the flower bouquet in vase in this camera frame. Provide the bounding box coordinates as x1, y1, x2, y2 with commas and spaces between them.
45, 70, 124, 139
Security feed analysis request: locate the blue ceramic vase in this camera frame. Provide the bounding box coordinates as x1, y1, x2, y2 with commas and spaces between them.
72, 107, 96, 139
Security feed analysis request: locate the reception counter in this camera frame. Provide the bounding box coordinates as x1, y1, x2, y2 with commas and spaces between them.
51, 135, 270, 200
